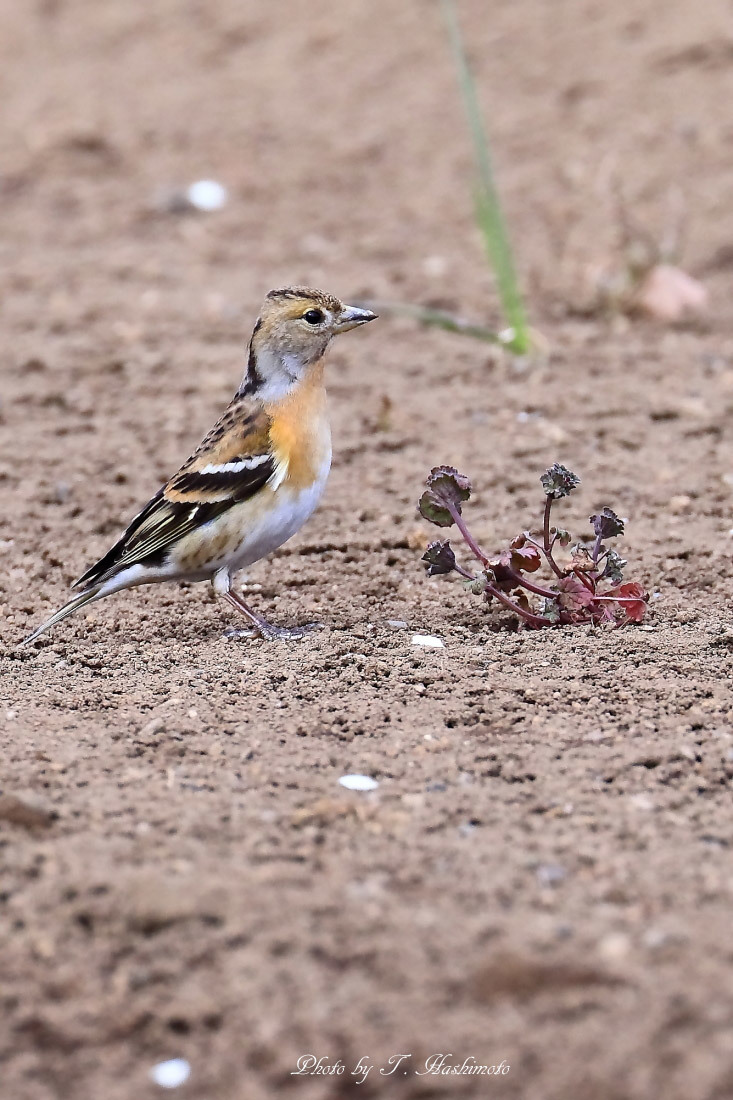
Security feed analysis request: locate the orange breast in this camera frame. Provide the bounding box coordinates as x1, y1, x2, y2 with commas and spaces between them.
266, 362, 331, 490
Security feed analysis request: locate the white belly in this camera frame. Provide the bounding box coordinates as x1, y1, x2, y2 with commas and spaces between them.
226, 455, 331, 572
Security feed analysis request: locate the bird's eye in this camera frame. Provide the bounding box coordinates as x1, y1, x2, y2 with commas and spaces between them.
303, 308, 324, 325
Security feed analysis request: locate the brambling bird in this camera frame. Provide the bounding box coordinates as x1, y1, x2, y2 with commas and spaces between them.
24, 287, 377, 644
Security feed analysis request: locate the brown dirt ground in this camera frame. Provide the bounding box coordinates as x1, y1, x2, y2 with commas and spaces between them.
3, 1, 733, 1098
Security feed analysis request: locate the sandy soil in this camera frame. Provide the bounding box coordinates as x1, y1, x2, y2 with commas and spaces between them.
3, 1, 733, 1097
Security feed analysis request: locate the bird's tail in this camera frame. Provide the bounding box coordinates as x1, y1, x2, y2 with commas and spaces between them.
22, 585, 104, 645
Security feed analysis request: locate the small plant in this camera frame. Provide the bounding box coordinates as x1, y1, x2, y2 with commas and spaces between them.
419, 463, 647, 629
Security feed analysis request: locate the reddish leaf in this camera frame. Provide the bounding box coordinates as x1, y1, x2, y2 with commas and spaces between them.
608, 582, 648, 623
510, 545, 542, 573
491, 554, 518, 591
558, 575, 595, 611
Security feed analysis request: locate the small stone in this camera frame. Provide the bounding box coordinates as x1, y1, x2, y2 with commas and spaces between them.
669, 494, 692, 514
387, 619, 408, 629
598, 932, 631, 961
629, 793, 655, 811
34, 651, 58, 665
139, 717, 166, 737
186, 179, 228, 211
405, 527, 426, 551
643, 927, 675, 951
635, 264, 707, 321
150, 1058, 191, 1089
338, 774, 379, 792
411, 634, 444, 649
536, 863, 567, 887
423, 255, 447, 277
674, 610, 698, 624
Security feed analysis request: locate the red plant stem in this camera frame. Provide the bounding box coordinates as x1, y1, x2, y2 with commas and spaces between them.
503, 566, 558, 600
543, 497, 564, 579
447, 501, 489, 565
454, 563, 477, 580
485, 581, 554, 628
593, 595, 642, 604
573, 568, 597, 592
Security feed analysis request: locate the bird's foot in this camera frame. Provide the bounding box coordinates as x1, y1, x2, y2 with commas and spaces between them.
224, 621, 323, 642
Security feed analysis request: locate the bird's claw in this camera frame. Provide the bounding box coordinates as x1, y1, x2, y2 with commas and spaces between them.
224, 622, 323, 642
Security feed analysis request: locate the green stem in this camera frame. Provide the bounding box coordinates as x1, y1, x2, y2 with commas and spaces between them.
359, 300, 502, 344
440, 0, 530, 354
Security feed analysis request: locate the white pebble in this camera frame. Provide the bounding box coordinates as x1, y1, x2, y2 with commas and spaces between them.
186, 179, 228, 212
150, 1059, 191, 1089
339, 774, 379, 792
411, 634, 444, 648
387, 619, 408, 629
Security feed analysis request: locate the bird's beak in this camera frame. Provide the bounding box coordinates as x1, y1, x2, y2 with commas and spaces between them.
335, 305, 378, 332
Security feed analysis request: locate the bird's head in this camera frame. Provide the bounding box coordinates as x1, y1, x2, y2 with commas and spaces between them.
240, 287, 377, 401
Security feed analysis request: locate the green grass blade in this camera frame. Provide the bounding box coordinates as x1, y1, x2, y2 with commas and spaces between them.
359, 300, 503, 343
441, 0, 531, 353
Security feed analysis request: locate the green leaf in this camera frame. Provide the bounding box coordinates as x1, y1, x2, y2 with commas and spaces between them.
541, 598, 561, 623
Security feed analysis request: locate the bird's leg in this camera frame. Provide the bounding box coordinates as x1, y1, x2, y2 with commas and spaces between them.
224, 591, 321, 640
223, 590, 282, 638
216, 571, 320, 640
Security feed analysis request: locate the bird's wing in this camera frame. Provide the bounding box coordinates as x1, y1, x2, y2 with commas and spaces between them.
73, 397, 280, 590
